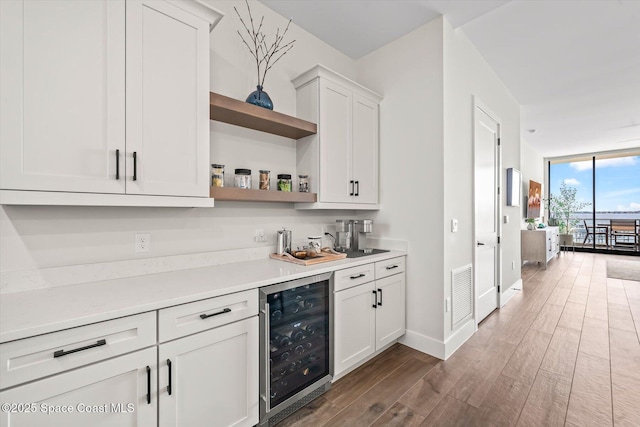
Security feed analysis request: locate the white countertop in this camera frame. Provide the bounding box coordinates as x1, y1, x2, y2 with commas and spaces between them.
0, 251, 406, 343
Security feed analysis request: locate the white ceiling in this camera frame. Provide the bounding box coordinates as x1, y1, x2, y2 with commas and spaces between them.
260, 0, 640, 158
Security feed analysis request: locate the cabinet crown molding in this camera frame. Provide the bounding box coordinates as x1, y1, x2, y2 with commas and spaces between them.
168, 0, 225, 31
292, 64, 383, 103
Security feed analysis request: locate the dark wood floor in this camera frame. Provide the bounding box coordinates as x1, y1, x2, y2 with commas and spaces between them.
275, 252, 640, 426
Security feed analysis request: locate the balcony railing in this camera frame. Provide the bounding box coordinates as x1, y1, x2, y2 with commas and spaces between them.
559, 216, 640, 252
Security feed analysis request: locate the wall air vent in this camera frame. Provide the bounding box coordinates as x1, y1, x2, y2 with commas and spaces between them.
451, 264, 473, 330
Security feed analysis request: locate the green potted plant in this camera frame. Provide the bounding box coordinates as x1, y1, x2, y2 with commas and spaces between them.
547, 182, 591, 246
525, 218, 536, 230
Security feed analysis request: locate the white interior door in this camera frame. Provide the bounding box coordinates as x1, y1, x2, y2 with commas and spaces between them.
474, 106, 500, 323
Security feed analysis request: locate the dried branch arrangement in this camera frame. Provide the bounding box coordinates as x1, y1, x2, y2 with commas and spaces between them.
234, 0, 296, 89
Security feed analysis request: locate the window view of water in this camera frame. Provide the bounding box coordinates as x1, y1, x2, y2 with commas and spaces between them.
549, 153, 639, 252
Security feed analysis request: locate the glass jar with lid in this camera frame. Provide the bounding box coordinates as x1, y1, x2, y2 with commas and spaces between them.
277, 174, 292, 192
211, 164, 224, 187
259, 170, 270, 190
234, 169, 252, 189
298, 174, 309, 192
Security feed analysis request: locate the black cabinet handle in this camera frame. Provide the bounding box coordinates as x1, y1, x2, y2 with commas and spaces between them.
378, 288, 382, 306
477, 242, 485, 246
372, 290, 377, 308
53, 339, 106, 358
200, 308, 231, 319
385, 265, 399, 270
350, 273, 365, 280
355, 181, 359, 196
133, 152, 137, 181
167, 359, 172, 396
146, 366, 151, 404
350, 180, 354, 196
115, 149, 120, 180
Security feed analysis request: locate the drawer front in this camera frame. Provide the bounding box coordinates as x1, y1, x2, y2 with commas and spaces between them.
0, 312, 156, 390
158, 289, 258, 343
335, 263, 375, 292
375, 257, 406, 280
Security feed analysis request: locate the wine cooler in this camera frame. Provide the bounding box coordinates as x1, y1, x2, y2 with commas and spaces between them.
258, 272, 333, 426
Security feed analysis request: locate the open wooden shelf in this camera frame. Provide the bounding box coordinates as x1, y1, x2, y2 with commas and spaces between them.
210, 187, 317, 203
209, 92, 317, 139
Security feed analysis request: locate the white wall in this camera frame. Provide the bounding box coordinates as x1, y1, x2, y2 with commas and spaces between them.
355, 16, 523, 357
356, 19, 445, 346
442, 20, 522, 340
520, 138, 544, 227
0, 0, 358, 278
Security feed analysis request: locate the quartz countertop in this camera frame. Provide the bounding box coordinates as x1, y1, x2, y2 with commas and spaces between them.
0, 251, 406, 343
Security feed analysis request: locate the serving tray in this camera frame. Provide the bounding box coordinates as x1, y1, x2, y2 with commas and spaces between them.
269, 249, 347, 266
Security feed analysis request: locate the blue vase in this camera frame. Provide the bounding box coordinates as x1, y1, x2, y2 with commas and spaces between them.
245, 85, 273, 110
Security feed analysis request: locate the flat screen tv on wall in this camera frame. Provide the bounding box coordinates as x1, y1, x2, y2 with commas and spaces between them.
527, 180, 542, 219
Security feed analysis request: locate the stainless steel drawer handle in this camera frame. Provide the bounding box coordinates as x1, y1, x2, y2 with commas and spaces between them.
385, 265, 399, 270
53, 339, 106, 358
350, 273, 366, 279
200, 308, 231, 319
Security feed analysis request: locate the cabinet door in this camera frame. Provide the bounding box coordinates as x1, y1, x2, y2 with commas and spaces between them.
158, 317, 258, 427
375, 274, 406, 350
351, 94, 379, 204
126, 0, 210, 197
333, 282, 376, 377
319, 80, 352, 203
0, 0, 126, 194
0, 347, 156, 427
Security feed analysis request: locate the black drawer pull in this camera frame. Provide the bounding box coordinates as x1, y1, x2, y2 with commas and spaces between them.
378, 288, 383, 306
355, 181, 359, 196
146, 366, 151, 404
350, 273, 366, 280
167, 359, 172, 396
372, 290, 377, 308
53, 339, 106, 358
200, 308, 231, 319
385, 265, 399, 270
350, 180, 354, 196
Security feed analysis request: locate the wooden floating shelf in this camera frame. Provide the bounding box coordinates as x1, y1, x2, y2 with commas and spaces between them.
210, 187, 317, 203
209, 92, 317, 139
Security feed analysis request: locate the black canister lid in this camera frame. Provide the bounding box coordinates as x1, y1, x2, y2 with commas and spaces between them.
211, 164, 224, 168
277, 174, 291, 179
235, 168, 251, 175
259, 170, 270, 173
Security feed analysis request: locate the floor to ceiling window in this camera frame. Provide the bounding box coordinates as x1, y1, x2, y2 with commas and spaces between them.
548, 151, 640, 254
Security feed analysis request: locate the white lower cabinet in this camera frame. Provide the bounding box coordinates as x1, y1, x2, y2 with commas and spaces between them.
334, 257, 406, 378
0, 347, 157, 427
158, 317, 258, 427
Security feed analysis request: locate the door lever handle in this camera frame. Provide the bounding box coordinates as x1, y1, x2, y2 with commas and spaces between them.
477, 242, 485, 246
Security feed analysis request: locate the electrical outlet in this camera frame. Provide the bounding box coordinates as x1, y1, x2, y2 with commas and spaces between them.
254, 229, 267, 242
451, 219, 458, 233
512, 261, 515, 270
135, 233, 150, 253
445, 297, 450, 312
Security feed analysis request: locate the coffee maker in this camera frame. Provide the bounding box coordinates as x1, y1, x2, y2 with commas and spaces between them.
335, 219, 374, 252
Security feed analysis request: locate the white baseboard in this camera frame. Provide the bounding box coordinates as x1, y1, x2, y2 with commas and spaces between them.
500, 278, 522, 308
443, 319, 477, 359
399, 329, 445, 360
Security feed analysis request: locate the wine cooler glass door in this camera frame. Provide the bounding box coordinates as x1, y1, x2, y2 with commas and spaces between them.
259, 272, 333, 419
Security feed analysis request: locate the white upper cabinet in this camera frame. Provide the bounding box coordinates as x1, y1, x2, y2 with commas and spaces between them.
293, 65, 382, 210
0, 0, 126, 194
0, 0, 222, 207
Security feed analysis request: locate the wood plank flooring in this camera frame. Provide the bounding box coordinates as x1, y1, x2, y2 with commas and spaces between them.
275, 252, 640, 426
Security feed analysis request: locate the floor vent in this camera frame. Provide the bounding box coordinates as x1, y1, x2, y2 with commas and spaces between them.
452, 264, 473, 330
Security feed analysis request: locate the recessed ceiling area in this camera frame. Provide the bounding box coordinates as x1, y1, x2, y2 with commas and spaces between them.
260, 0, 640, 158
